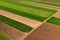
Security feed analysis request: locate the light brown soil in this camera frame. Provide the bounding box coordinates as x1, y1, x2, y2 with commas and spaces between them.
25, 22, 60, 40
53, 11, 60, 18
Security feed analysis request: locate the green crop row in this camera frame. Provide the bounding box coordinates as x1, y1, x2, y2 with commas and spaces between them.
47, 17, 60, 26
0, 15, 32, 32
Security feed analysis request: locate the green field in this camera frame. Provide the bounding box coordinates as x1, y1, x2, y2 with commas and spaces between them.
0, 0, 60, 40
0, 15, 32, 32
0, 1, 57, 22
0, 33, 9, 40
0, 0, 59, 26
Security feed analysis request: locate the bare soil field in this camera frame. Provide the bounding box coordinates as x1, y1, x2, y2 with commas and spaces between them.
25, 22, 60, 40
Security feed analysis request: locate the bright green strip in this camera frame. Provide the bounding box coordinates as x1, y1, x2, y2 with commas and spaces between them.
47, 17, 60, 26
0, 15, 32, 32
0, 33, 9, 40
34, 1, 60, 7
0, 1, 57, 22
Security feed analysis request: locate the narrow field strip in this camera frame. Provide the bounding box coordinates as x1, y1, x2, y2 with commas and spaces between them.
0, 15, 32, 32
13, 1, 60, 10
47, 17, 60, 26
41, 1, 60, 4
0, 1, 57, 22
0, 33, 9, 40
8, 0, 60, 7
41, 0, 60, 3
35, 0, 60, 4
34, 1, 60, 7
0, 9, 42, 28
0, 22, 27, 40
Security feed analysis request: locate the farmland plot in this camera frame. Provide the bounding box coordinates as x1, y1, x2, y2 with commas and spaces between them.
0, 0, 59, 40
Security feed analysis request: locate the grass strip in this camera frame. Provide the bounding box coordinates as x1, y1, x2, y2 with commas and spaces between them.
0, 33, 9, 40
47, 17, 60, 26
0, 1, 57, 22
0, 15, 32, 32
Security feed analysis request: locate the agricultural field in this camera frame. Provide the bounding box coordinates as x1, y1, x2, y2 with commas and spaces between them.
0, 0, 60, 40
0, 1, 57, 21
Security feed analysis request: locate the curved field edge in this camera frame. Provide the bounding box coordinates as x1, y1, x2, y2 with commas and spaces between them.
13, 0, 60, 7
0, 15, 32, 32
